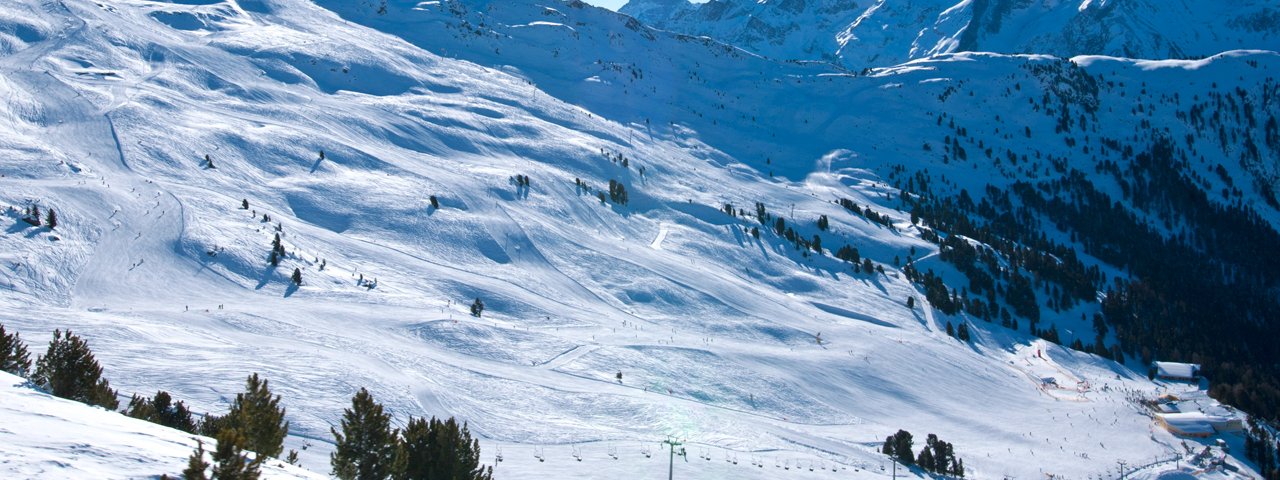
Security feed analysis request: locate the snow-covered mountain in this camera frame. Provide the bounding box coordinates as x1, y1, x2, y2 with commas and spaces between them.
622, 0, 1280, 68
1, 0, 1278, 478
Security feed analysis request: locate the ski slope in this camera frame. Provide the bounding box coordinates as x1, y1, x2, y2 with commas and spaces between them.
0, 0, 1273, 478
0, 372, 321, 479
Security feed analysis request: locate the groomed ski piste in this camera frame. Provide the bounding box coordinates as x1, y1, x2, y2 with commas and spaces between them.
0, 0, 1274, 478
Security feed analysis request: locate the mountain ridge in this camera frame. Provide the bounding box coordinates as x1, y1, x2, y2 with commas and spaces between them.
620, 0, 1280, 68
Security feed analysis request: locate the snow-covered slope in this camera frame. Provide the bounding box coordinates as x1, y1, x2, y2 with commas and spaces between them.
622, 0, 1280, 68
0, 372, 321, 479
0, 0, 1276, 478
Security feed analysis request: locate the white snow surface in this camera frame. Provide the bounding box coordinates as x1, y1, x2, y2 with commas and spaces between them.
0, 0, 1274, 478
0, 372, 322, 479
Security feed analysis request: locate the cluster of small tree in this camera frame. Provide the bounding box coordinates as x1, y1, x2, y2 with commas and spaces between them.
945, 322, 971, 341
816, 214, 829, 231
203, 154, 216, 169
1245, 419, 1280, 480
470, 298, 484, 317
838, 198, 894, 230
330, 388, 493, 480
834, 245, 860, 264
269, 234, 286, 267
600, 148, 631, 169
19, 204, 57, 229
881, 430, 964, 477
512, 174, 531, 187
607, 179, 629, 205
125, 390, 198, 434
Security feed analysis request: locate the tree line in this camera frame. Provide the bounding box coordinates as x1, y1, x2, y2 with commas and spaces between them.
0, 323, 491, 479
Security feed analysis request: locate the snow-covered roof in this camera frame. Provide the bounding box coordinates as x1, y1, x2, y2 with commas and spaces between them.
1158, 412, 1216, 435
1154, 362, 1200, 378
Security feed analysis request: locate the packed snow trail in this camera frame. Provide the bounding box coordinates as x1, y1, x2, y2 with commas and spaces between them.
649, 223, 669, 250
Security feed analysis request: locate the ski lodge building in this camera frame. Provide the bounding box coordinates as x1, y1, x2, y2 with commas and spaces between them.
1156, 412, 1244, 437
1152, 362, 1201, 381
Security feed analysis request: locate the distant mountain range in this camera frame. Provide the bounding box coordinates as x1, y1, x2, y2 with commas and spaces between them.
621, 0, 1280, 68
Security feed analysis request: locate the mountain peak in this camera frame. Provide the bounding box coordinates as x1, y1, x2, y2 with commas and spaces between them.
624, 0, 1280, 67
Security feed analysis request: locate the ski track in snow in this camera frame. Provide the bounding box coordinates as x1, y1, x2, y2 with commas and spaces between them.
649, 223, 669, 250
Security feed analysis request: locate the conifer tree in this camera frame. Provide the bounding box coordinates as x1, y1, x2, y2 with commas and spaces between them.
291, 268, 303, 286
224, 373, 289, 459
242, 199, 249, 210
470, 298, 484, 317
32, 329, 118, 409
916, 447, 934, 470
199, 412, 232, 438
396, 417, 491, 480
125, 390, 198, 433
887, 430, 914, 465
957, 322, 971, 341
330, 388, 396, 480
0, 324, 32, 377
211, 429, 259, 480
45, 209, 57, 229
185, 440, 210, 480
27, 205, 42, 226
